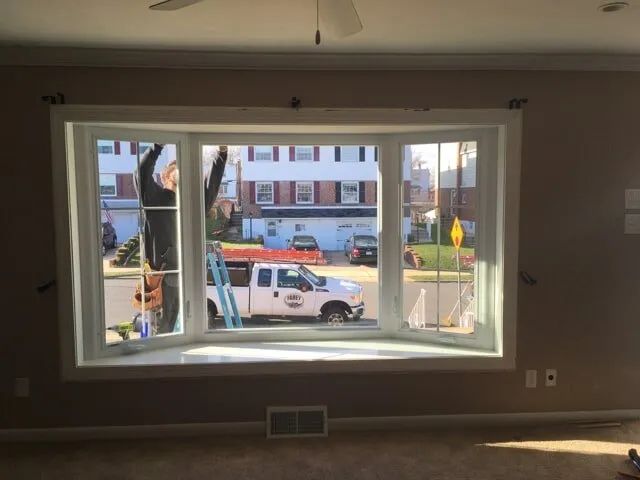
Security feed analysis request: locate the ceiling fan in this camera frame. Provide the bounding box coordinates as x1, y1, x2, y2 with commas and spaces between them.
148, 0, 363, 45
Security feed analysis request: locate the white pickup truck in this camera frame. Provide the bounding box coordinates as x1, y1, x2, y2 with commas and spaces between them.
206, 262, 365, 327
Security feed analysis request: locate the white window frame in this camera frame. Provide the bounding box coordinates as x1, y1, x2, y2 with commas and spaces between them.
341, 181, 359, 204
99, 173, 117, 197
51, 106, 521, 380
295, 145, 314, 161
341, 145, 360, 162
254, 145, 273, 161
255, 181, 274, 204
219, 183, 228, 195
296, 181, 314, 204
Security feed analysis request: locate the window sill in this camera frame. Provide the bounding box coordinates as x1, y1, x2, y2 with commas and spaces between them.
69, 338, 510, 381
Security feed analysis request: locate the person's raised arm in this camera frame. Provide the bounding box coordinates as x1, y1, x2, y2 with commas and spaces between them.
204, 146, 228, 212
134, 143, 163, 202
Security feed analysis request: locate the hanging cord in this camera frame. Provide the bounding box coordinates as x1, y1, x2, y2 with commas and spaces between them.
315, 0, 321, 45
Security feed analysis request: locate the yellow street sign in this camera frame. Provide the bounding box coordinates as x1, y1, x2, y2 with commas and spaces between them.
450, 216, 464, 251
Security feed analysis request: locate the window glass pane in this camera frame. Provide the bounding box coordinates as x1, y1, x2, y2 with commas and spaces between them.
296, 146, 313, 161
257, 269, 272, 287
341, 146, 359, 162
402, 142, 476, 334
255, 146, 272, 161
99, 140, 183, 345
202, 144, 378, 331
341, 182, 359, 203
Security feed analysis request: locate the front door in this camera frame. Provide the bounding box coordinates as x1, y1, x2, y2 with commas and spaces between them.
272, 268, 316, 317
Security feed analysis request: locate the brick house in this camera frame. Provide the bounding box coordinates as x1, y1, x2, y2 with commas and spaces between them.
240, 145, 411, 250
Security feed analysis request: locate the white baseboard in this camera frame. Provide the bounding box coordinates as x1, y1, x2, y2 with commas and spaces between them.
2, 409, 638, 442
329, 409, 640, 431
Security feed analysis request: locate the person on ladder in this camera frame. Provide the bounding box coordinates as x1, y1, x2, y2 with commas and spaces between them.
135, 144, 228, 333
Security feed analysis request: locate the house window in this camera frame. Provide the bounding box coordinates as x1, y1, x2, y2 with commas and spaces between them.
220, 183, 228, 195
255, 146, 273, 161
99, 174, 117, 196
256, 182, 274, 204
341, 181, 359, 204
97, 144, 113, 154
55, 110, 519, 376
295, 146, 313, 161
341, 146, 359, 162
296, 182, 313, 204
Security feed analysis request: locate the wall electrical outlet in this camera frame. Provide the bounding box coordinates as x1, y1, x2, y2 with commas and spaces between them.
525, 370, 537, 388
14, 377, 29, 398
545, 369, 557, 387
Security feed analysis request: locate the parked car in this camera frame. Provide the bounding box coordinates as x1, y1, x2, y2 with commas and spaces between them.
101, 222, 117, 255
344, 234, 378, 264
287, 235, 320, 251
206, 261, 364, 327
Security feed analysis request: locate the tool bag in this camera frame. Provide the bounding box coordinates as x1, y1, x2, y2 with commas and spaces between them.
132, 268, 165, 311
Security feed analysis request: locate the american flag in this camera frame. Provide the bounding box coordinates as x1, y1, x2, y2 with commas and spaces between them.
102, 200, 113, 223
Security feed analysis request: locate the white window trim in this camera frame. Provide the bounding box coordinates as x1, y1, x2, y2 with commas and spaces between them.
296, 181, 314, 204
295, 145, 314, 161
255, 181, 274, 204
51, 106, 521, 380
341, 181, 359, 204
99, 173, 117, 197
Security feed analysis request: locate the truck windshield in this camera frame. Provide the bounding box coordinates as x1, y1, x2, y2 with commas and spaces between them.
299, 265, 321, 286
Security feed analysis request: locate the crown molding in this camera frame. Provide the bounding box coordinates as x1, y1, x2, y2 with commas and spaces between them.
2, 46, 640, 71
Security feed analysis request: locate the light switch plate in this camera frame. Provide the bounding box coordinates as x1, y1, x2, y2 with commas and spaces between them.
625, 214, 640, 234
525, 369, 537, 388
626, 189, 640, 209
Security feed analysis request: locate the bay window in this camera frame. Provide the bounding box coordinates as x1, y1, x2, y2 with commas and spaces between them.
52, 107, 520, 378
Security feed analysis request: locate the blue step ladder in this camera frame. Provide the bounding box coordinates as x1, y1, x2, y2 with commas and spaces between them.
207, 241, 243, 329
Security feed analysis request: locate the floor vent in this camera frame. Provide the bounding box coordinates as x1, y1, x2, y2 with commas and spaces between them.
266, 406, 328, 438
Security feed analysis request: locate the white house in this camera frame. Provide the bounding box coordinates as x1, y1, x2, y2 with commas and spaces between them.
239, 145, 412, 250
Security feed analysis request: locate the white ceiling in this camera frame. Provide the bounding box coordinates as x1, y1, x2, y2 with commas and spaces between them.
1, 0, 640, 55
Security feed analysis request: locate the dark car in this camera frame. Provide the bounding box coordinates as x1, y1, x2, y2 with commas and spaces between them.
288, 235, 320, 251
344, 234, 378, 264
102, 222, 117, 255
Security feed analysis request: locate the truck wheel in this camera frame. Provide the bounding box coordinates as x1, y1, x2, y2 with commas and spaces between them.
323, 306, 348, 327
207, 299, 218, 329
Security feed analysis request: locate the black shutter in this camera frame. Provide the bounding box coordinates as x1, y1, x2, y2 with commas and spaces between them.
374, 146, 378, 162
335, 181, 341, 203
334, 146, 341, 162
359, 146, 365, 162
359, 181, 365, 203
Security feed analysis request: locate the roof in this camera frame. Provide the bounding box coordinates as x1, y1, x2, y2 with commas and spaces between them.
261, 208, 377, 219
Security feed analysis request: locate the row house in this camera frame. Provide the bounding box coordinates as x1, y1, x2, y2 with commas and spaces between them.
240, 145, 412, 250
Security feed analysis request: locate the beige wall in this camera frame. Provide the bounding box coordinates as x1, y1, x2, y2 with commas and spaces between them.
2, 66, 640, 429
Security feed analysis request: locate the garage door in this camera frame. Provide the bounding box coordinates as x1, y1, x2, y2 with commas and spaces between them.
336, 220, 375, 251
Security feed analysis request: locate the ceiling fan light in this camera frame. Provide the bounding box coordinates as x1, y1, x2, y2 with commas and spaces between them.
598, 1, 629, 13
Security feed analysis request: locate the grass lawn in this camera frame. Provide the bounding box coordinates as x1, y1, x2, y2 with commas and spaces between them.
409, 243, 475, 271
409, 272, 474, 282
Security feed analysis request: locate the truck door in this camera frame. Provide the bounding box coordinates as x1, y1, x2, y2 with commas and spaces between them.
272, 268, 316, 317
250, 267, 274, 316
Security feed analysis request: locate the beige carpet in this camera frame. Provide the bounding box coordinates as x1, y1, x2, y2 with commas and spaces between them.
3, 421, 640, 479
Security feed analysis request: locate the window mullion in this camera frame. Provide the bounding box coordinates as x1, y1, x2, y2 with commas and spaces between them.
378, 138, 402, 336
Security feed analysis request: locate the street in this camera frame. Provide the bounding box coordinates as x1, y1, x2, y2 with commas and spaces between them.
103, 273, 472, 334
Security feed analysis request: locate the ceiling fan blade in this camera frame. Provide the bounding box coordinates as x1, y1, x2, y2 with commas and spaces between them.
149, 0, 204, 11
319, 0, 363, 38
